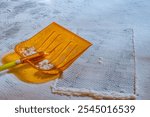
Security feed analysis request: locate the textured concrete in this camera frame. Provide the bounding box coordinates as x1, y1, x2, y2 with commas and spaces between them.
0, 0, 150, 99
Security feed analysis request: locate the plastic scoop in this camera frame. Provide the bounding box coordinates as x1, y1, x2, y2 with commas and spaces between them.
0, 22, 92, 74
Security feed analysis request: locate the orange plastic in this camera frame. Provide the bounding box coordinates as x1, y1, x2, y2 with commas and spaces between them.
20, 52, 45, 63
15, 22, 92, 74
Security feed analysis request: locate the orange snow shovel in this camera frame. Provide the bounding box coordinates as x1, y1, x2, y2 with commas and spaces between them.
0, 22, 92, 75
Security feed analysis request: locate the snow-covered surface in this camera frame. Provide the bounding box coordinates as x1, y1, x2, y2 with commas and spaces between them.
52, 28, 136, 100
0, 0, 150, 99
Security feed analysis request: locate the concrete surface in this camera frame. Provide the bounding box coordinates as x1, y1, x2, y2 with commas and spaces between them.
0, 0, 150, 99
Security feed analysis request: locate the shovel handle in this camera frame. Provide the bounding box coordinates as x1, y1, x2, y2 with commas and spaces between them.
0, 60, 21, 71
0, 52, 45, 72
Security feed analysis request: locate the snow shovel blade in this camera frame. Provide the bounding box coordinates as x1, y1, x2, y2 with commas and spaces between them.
15, 22, 92, 74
